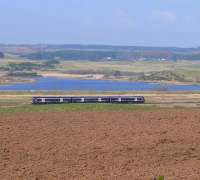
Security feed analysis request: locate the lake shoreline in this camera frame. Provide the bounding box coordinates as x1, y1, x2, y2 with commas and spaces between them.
0, 77, 36, 85
40, 72, 200, 86
1, 74, 197, 86
1, 76, 200, 91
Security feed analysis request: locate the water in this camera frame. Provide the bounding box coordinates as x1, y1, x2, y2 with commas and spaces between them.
0, 77, 200, 91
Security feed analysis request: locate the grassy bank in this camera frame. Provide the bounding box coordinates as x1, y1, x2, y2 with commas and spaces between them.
0, 103, 160, 113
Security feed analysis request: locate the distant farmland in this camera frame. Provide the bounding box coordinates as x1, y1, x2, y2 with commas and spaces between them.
1, 44, 200, 85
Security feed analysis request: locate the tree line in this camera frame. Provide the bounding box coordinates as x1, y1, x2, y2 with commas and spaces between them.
22, 49, 200, 61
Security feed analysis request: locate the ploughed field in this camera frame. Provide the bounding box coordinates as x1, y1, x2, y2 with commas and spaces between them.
1, 110, 200, 179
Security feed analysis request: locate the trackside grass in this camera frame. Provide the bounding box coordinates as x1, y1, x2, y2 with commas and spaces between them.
0, 103, 160, 113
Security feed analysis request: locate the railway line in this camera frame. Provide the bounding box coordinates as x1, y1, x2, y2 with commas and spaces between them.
1, 93, 200, 107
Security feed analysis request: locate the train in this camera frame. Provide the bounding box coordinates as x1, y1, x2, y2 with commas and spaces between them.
32, 96, 145, 104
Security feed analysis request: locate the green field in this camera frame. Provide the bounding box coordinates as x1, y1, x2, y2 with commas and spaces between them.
0, 103, 160, 113
58, 60, 192, 72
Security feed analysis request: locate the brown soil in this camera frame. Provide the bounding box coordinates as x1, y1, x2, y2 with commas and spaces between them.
0, 110, 200, 180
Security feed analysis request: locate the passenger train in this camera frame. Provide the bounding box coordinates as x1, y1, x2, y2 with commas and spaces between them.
32, 96, 145, 104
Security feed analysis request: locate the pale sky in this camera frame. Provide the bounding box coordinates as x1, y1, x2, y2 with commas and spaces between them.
0, 0, 200, 47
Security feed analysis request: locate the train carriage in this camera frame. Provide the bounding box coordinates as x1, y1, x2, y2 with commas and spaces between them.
32, 96, 145, 104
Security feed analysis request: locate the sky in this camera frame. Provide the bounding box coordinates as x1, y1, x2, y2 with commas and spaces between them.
0, 0, 200, 47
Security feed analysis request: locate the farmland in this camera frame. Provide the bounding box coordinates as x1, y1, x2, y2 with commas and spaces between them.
0, 92, 200, 179
0, 107, 200, 179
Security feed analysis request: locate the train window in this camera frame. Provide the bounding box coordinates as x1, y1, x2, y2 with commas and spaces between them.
63, 98, 71, 102
110, 97, 119, 102
84, 97, 99, 103
72, 98, 83, 103
121, 98, 135, 101
100, 98, 110, 102
45, 98, 60, 102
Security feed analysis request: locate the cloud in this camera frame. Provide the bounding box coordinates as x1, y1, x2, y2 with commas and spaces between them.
152, 11, 177, 23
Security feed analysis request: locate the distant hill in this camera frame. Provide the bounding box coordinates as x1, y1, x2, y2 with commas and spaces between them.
0, 52, 4, 58
22, 49, 200, 61
1, 44, 200, 61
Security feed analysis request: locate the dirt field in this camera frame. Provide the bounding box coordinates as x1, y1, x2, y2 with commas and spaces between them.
0, 110, 200, 180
